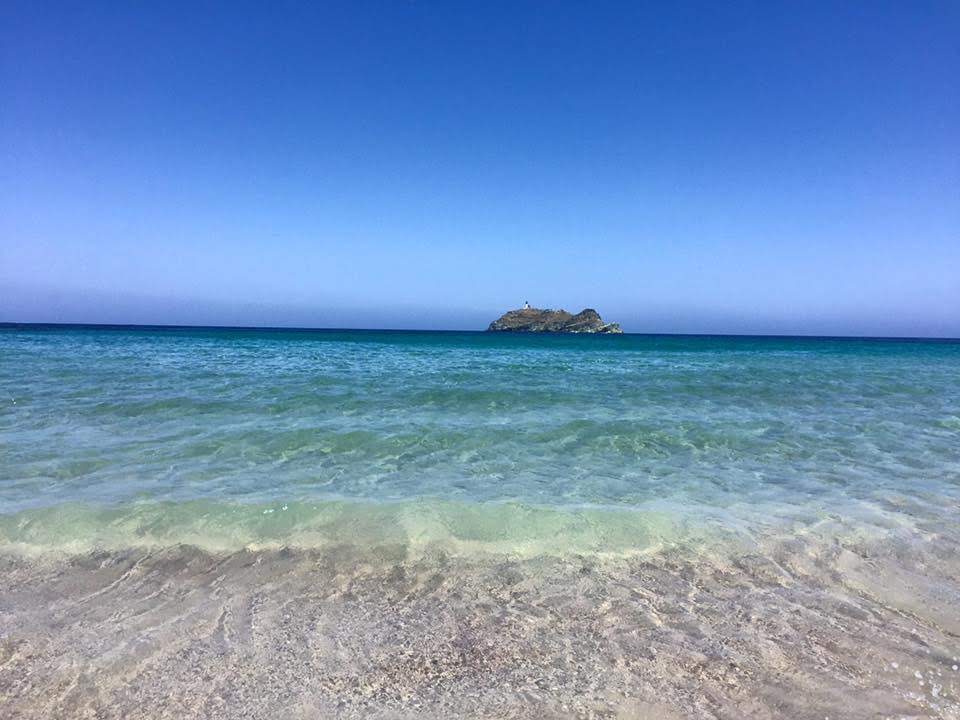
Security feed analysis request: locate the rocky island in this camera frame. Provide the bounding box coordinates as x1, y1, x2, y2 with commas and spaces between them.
487, 306, 623, 334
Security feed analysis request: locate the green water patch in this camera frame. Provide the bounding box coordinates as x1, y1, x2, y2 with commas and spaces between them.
0, 498, 703, 559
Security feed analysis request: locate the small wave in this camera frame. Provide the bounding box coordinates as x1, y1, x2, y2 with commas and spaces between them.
0, 498, 701, 559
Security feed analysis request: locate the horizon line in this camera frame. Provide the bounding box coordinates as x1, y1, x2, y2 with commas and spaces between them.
2, 321, 958, 343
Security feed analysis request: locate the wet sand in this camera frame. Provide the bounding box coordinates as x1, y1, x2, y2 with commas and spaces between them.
2, 531, 959, 719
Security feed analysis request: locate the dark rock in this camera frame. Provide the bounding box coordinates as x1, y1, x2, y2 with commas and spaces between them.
486, 307, 623, 334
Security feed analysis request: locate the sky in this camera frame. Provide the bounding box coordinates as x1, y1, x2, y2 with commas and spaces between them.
1, 1, 958, 336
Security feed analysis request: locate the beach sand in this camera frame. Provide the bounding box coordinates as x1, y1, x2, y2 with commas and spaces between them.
2, 530, 959, 719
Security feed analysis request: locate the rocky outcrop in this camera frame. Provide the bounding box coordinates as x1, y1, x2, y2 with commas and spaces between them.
486, 307, 623, 334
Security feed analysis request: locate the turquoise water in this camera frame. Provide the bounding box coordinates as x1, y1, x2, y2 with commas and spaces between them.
2, 325, 959, 554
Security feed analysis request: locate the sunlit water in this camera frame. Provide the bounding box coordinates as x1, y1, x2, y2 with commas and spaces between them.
2, 325, 958, 557
5, 325, 960, 718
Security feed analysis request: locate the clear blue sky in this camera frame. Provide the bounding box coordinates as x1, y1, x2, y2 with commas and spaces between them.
2, 1, 958, 335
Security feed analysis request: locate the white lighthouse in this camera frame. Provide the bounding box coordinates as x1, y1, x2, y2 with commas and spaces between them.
523, 301, 531, 310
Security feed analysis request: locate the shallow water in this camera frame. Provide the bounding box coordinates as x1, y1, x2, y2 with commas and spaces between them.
1, 325, 959, 717
3, 326, 959, 553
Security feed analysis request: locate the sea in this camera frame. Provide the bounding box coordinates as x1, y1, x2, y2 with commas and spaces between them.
2, 324, 959, 718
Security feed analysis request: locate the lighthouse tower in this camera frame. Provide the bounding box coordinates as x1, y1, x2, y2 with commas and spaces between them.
523, 301, 531, 310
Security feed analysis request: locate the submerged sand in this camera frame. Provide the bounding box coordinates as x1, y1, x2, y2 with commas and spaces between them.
2, 529, 959, 719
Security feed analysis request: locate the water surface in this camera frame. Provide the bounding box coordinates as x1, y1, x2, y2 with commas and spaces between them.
2, 325, 958, 555
2, 326, 960, 718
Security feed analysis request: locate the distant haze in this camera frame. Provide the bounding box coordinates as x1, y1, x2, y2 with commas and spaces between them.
2, 3, 958, 337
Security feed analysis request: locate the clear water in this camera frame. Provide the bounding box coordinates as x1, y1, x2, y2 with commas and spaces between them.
2, 325, 959, 555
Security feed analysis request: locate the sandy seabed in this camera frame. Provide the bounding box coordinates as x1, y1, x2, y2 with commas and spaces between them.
2, 532, 959, 720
